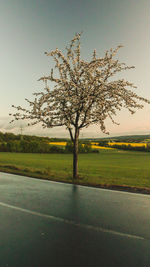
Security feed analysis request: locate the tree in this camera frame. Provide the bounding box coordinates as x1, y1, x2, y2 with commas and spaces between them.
98, 140, 108, 147
10, 33, 150, 178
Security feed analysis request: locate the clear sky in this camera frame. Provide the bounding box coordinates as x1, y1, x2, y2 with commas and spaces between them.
1, 0, 150, 138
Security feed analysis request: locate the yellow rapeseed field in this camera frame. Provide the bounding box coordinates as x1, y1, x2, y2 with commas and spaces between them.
49, 142, 114, 149
49, 142, 67, 146
49, 141, 147, 149
91, 145, 114, 150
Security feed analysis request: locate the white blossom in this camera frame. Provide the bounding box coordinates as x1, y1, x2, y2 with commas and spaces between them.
10, 33, 150, 178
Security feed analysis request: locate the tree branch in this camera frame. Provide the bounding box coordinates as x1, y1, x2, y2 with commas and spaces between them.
68, 127, 74, 142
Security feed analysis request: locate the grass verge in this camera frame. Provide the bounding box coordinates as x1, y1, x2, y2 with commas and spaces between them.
0, 151, 150, 195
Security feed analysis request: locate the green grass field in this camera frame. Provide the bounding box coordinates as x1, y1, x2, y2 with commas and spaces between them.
0, 150, 150, 190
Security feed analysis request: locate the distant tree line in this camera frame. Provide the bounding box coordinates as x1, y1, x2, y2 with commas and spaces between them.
0, 132, 98, 154
0, 140, 63, 153
0, 131, 55, 143
0, 140, 99, 154
2, 131, 149, 153
108, 144, 150, 152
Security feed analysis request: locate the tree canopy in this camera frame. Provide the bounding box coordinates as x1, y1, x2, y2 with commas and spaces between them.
10, 33, 150, 178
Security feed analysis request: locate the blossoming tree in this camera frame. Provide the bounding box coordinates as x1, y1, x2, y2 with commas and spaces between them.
10, 33, 150, 179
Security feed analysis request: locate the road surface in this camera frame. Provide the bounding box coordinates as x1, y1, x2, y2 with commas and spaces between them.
0, 172, 150, 266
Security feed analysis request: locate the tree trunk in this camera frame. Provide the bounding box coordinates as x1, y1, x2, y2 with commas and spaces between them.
73, 128, 79, 179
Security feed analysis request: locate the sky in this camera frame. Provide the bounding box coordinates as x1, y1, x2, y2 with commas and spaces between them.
1, 0, 150, 138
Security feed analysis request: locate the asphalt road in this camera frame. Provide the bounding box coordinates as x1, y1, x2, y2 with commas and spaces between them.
0, 172, 150, 267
